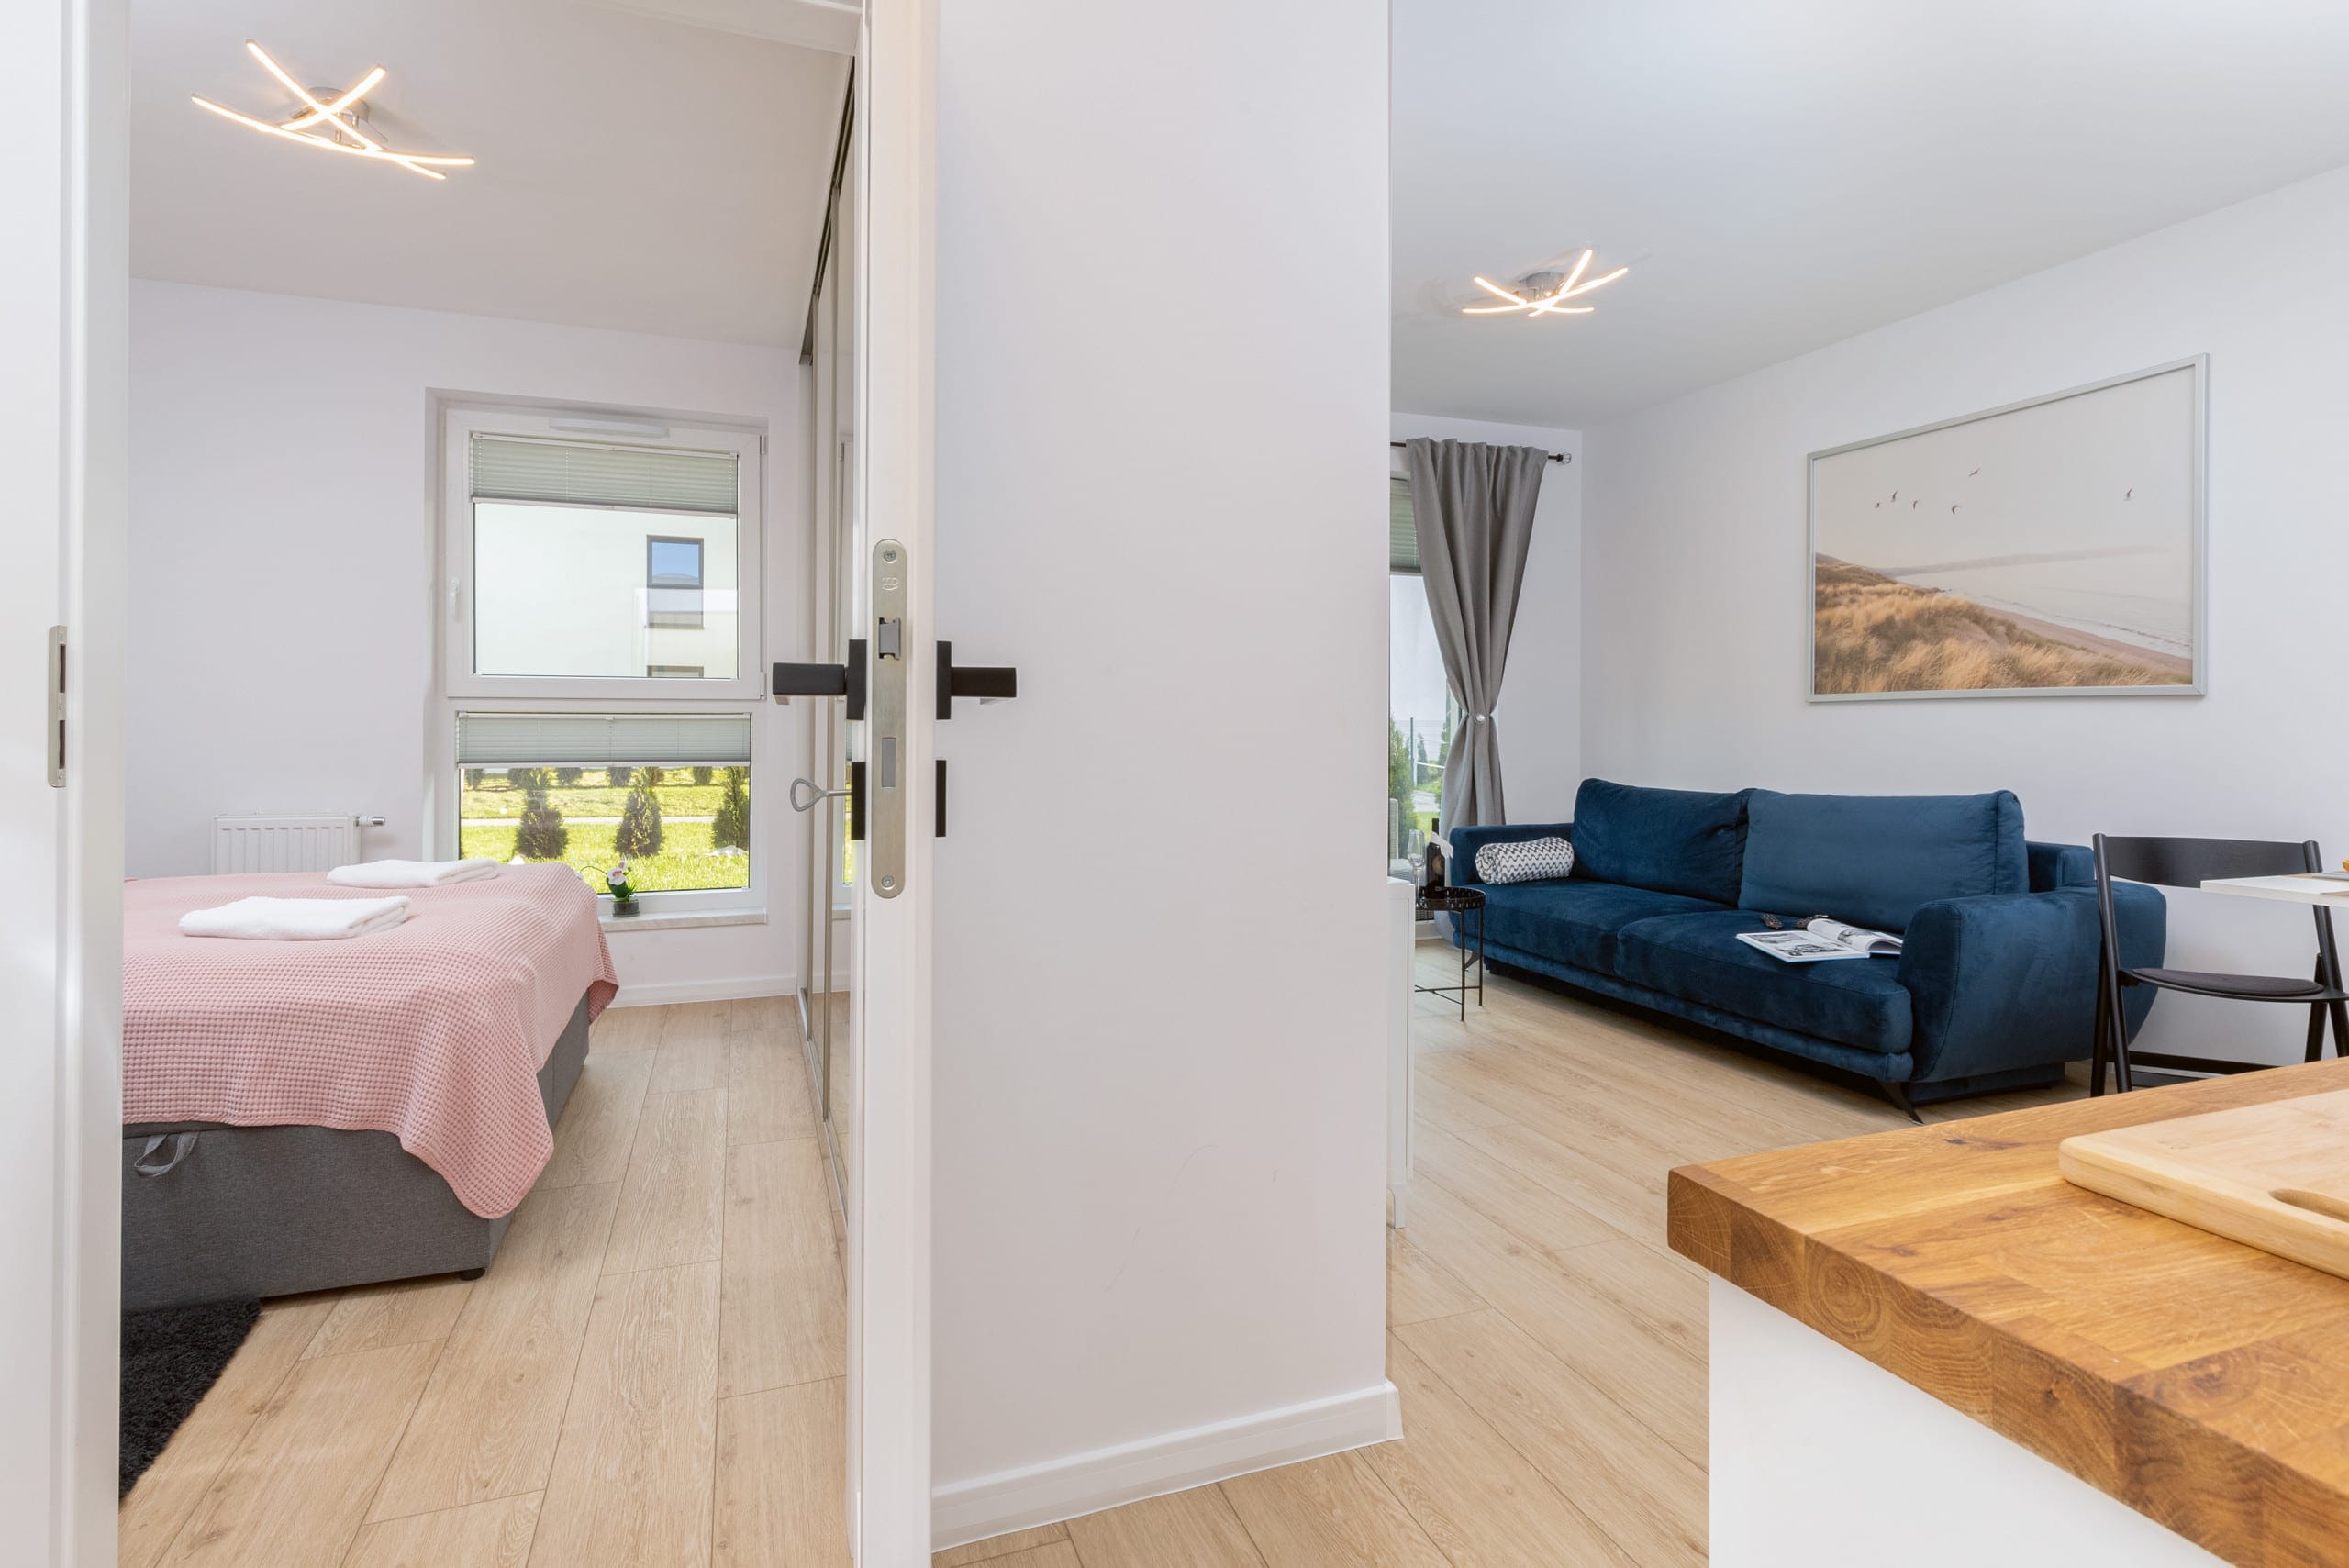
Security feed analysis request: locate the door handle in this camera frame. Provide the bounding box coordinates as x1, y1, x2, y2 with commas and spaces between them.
788, 777, 852, 814
936, 640, 1018, 720
931, 641, 1017, 839
773, 638, 869, 720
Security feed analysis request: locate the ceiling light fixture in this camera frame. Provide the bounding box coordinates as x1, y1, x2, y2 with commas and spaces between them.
1463, 249, 1629, 317
191, 41, 475, 182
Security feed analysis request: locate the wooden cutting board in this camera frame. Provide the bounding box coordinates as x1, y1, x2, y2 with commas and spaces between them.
2059, 1087, 2349, 1279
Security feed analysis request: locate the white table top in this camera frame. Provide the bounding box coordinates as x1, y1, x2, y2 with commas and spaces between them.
2199, 873, 2349, 905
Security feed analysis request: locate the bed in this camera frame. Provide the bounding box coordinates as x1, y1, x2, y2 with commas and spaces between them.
120, 864, 619, 1311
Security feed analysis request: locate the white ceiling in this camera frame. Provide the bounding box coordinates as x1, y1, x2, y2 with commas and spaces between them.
1394, 0, 2349, 428
133, 0, 851, 347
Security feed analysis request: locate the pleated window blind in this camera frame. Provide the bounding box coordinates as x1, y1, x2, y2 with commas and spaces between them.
455, 711, 753, 768
469, 435, 739, 516
1390, 477, 1419, 574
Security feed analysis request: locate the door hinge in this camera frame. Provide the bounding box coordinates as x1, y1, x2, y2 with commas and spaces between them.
47, 626, 66, 788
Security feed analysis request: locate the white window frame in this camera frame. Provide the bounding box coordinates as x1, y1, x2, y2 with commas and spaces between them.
440, 405, 765, 704
435, 402, 768, 915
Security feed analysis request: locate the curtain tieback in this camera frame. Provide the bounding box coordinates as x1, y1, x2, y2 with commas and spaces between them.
1473, 713, 1491, 724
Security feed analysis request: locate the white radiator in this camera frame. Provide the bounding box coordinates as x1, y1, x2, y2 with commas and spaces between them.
211, 814, 366, 874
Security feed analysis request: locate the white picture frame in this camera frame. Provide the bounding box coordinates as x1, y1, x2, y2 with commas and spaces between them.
1807, 356, 2207, 702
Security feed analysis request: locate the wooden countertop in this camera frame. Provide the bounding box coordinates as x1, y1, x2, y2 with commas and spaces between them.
1669, 1060, 2349, 1568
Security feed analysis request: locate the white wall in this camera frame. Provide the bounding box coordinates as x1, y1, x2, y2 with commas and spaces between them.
1391, 412, 1583, 825
1580, 162, 2349, 1064
927, 0, 1393, 1541
128, 281, 809, 998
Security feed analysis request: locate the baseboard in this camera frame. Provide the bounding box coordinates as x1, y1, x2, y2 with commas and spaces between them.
607, 973, 796, 1007
930, 1379, 1402, 1551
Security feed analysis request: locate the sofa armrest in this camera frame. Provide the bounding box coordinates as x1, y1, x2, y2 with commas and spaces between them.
1898, 882, 2166, 1084
2027, 840, 2096, 891
1446, 822, 1573, 886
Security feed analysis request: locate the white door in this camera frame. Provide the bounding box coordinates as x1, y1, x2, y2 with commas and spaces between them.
2, 0, 126, 1562
847, 0, 937, 1559
781, 7, 933, 1557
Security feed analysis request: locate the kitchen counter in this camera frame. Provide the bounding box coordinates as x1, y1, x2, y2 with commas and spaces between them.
1670, 1060, 2349, 1568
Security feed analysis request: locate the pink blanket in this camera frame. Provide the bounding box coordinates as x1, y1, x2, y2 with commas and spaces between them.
124, 864, 619, 1218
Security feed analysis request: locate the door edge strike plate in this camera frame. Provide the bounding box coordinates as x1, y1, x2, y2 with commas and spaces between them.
869, 539, 909, 899
936, 640, 1019, 721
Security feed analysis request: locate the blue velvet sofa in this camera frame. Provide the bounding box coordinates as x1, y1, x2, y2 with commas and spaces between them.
1448, 779, 2167, 1106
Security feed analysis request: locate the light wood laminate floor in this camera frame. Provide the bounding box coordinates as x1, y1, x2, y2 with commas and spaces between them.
118, 997, 849, 1568
940, 940, 2079, 1567
121, 950, 2078, 1567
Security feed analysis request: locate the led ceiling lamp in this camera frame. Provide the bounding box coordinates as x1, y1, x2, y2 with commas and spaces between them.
192, 41, 475, 181
1463, 249, 1629, 317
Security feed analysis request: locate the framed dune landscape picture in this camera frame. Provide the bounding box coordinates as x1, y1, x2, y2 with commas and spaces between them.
1809, 357, 2205, 700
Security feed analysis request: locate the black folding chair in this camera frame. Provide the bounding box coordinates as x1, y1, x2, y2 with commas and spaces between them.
2091, 834, 2349, 1095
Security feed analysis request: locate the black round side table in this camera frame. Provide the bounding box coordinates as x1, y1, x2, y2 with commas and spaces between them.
1416, 884, 1486, 1020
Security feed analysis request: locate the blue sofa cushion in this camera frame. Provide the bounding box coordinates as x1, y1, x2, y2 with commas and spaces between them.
1480, 880, 1727, 977
1571, 779, 1751, 905
1739, 790, 2027, 934
1616, 910, 1914, 1055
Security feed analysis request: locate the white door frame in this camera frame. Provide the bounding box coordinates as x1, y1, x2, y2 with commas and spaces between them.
5, 0, 127, 1563
14, 0, 932, 1557
851, 0, 937, 1559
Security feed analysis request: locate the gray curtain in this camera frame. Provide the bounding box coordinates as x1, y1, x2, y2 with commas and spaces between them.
1404, 438, 1546, 839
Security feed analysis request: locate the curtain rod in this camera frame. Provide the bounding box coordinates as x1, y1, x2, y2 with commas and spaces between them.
1390, 440, 1569, 464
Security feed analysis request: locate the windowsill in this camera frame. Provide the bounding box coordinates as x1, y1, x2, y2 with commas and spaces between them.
600, 906, 767, 933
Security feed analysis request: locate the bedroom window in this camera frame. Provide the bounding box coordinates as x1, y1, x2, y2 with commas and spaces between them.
453, 711, 754, 896
440, 404, 766, 911
444, 407, 762, 702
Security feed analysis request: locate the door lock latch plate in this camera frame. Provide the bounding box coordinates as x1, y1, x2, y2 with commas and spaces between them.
868, 540, 909, 897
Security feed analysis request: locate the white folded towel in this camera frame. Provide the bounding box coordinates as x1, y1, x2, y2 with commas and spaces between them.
326, 858, 501, 889
181, 895, 412, 941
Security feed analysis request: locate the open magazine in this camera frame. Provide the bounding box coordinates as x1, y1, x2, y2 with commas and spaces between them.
1735, 917, 1903, 963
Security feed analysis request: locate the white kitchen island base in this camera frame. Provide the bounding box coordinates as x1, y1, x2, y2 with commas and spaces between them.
1710, 1277, 2228, 1568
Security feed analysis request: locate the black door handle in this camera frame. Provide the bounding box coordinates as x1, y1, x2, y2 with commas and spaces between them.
936, 640, 1018, 721
774, 639, 868, 722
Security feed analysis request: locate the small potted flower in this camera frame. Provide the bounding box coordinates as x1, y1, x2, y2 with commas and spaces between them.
604, 861, 640, 917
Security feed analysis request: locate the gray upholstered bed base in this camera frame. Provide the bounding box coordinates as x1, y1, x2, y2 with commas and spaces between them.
121, 992, 594, 1312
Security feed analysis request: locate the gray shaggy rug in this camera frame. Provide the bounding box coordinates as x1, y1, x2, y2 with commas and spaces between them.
119, 1297, 261, 1497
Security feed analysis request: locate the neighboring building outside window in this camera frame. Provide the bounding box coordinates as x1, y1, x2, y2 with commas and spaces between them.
646, 534, 706, 628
